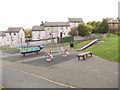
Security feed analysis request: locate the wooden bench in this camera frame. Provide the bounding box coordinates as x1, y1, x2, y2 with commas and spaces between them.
77, 52, 92, 60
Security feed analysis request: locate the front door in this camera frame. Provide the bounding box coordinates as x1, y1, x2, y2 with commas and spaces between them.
60, 32, 62, 38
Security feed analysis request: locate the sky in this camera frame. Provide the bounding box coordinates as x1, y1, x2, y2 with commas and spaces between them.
0, 0, 119, 31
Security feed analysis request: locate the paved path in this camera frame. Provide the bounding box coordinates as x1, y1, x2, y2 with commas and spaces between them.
1, 45, 119, 88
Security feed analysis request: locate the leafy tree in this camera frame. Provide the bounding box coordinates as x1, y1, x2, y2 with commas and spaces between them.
99, 19, 109, 34
24, 29, 32, 38
86, 24, 94, 36
77, 23, 93, 36
87, 21, 92, 25
87, 21, 101, 34
69, 27, 78, 36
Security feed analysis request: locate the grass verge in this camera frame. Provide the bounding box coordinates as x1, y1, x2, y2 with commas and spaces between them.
74, 34, 119, 62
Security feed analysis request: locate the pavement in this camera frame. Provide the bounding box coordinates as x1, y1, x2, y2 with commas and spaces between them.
1, 45, 119, 88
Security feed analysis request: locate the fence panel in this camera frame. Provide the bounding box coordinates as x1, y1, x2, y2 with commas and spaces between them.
60, 36, 74, 43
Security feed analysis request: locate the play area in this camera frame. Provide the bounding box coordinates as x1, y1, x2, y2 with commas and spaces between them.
2, 39, 98, 63
22, 54, 77, 68
2, 38, 118, 88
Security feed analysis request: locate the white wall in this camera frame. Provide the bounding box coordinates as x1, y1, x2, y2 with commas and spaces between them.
5, 33, 12, 44
19, 29, 25, 43
45, 26, 70, 39
70, 22, 80, 28
29, 39, 57, 46
2, 36, 7, 45
0, 37, 2, 45
5, 29, 25, 45
32, 31, 45, 40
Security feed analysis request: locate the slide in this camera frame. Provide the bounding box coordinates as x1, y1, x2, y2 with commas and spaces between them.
77, 39, 99, 51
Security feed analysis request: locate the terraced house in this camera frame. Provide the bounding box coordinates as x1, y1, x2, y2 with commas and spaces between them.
32, 18, 83, 40
5, 27, 25, 44
0, 31, 6, 45
32, 25, 45, 40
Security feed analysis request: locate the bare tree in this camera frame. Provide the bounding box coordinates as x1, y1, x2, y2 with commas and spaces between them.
69, 27, 78, 36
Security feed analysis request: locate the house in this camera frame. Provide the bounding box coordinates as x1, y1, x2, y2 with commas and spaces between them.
31, 18, 83, 40
106, 18, 118, 34
43, 22, 70, 38
68, 18, 83, 28
32, 25, 45, 40
5, 27, 25, 44
0, 31, 6, 45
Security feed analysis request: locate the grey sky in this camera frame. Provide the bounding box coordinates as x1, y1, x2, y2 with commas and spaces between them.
0, 0, 119, 31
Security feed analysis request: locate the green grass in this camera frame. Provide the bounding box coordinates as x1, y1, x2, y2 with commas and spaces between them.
73, 40, 93, 49
0, 48, 18, 51
0, 86, 4, 90
74, 34, 119, 62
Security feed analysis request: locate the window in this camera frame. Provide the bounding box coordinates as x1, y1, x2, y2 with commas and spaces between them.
12, 39, 14, 41
66, 27, 67, 29
14, 33, 16, 35
10, 33, 11, 35
48, 28, 50, 29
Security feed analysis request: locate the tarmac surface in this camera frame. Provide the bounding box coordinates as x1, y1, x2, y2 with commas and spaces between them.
1, 45, 119, 88
22, 54, 77, 68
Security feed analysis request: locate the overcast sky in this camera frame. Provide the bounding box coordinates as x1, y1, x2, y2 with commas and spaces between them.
0, 0, 119, 31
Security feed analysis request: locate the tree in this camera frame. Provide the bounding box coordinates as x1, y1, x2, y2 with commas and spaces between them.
69, 27, 78, 36
87, 21, 101, 34
24, 29, 32, 38
99, 19, 109, 34
86, 24, 94, 36
77, 23, 93, 36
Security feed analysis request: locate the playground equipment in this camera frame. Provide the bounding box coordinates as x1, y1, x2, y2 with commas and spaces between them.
47, 48, 52, 54
46, 53, 53, 61
19, 45, 44, 56
77, 39, 99, 51
63, 50, 69, 57
61, 47, 69, 57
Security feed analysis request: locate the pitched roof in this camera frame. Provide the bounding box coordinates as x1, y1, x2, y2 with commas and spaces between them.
44, 22, 70, 27
108, 19, 118, 24
68, 18, 83, 23
6, 27, 23, 33
0, 31, 6, 36
32, 25, 45, 31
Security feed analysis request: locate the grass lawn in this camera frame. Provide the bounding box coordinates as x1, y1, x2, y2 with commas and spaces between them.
0, 48, 18, 51
0, 86, 4, 90
74, 34, 119, 62
73, 40, 93, 49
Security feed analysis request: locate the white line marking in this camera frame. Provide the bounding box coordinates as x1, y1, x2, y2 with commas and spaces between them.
3, 66, 76, 88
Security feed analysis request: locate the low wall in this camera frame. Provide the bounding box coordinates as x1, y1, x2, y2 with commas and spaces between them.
29, 39, 57, 46
0, 39, 57, 49
74, 34, 107, 41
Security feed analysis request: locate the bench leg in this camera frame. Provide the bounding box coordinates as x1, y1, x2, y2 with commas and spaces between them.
83, 55, 85, 60
78, 56, 80, 60
90, 53, 92, 57
23, 54, 25, 57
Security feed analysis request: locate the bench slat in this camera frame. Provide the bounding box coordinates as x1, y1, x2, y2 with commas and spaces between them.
77, 52, 92, 60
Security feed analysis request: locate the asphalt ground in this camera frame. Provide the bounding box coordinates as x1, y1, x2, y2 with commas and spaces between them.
1, 45, 118, 88
22, 54, 77, 68
2, 51, 58, 62
2, 67, 66, 88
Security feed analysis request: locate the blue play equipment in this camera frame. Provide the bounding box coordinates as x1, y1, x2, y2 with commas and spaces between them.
19, 45, 44, 56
